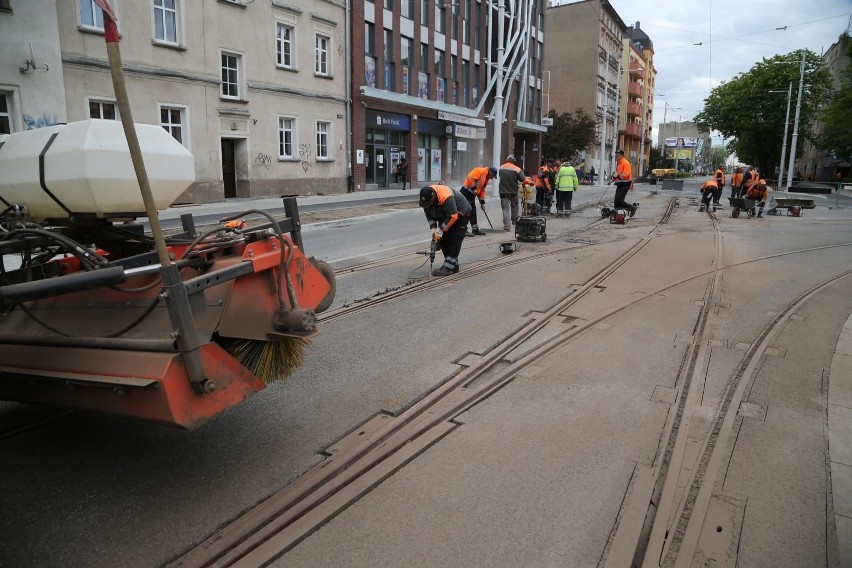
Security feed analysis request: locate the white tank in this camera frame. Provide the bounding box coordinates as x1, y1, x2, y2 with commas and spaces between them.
0, 119, 195, 219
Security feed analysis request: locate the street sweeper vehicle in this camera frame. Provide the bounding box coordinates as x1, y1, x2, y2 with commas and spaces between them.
0, 120, 335, 429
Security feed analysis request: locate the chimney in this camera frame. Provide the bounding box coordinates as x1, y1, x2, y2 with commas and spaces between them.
635, 21, 640, 29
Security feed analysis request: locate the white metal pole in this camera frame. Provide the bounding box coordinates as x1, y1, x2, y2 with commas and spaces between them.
674, 116, 681, 173
778, 82, 792, 191
785, 51, 806, 191
599, 54, 608, 184
491, 0, 505, 196
609, 56, 622, 177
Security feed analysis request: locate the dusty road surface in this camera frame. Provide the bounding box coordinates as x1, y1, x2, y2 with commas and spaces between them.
1, 184, 851, 568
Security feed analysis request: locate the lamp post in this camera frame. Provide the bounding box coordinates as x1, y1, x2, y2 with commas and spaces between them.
785, 51, 806, 191
768, 82, 793, 191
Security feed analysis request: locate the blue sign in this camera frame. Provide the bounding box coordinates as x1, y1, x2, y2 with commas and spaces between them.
366, 110, 410, 131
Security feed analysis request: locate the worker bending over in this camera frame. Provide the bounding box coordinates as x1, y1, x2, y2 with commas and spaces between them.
746, 179, 769, 218
699, 178, 720, 211
460, 166, 497, 236
419, 185, 471, 276
611, 149, 638, 217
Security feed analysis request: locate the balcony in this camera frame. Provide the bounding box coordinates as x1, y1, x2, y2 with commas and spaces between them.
625, 122, 643, 138
627, 102, 642, 118
629, 65, 644, 79
627, 82, 644, 98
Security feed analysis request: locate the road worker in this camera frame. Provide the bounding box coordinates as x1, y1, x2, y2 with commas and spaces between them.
460, 166, 497, 236
730, 166, 744, 199
534, 159, 553, 214
555, 158, 579, 215
498, 154, 534, 232
699, 178, 720, 211
419, 185, 471, 276
611, 149, 638, 217
713, 165, 726, 208
746, 178, 769, 218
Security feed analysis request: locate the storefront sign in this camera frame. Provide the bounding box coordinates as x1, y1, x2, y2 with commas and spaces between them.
437, 111, 486, 128
419, 117, 449, 137
366, 111, 410, 131
453, 124, 476, 138
457, 141, 468, 151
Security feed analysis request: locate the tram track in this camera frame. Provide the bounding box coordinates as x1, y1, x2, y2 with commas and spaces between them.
168, 197, 852, 567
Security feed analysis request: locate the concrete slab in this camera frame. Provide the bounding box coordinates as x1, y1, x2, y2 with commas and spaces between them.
833, 462, 852, 519
836, 514, 852, 568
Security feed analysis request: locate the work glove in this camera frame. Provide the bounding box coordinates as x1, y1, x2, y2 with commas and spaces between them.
433, 228, 443, 241
479, 199, 486, 206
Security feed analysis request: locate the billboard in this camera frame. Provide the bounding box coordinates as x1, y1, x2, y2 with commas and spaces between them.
664, 148, 694, 160
664, 137, 697, 148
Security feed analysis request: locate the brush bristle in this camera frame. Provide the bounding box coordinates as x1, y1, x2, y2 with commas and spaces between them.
218, 337, 310, 384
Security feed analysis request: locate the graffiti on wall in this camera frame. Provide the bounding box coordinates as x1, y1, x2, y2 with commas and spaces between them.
254, 152, 271, 170
299, 144, 312, 174
23, 113, 60, 130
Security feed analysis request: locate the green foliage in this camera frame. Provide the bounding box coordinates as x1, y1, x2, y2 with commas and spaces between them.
541, 108, 597, 162
695, 49, 833, 177
817, 36, 852, 159
709, 146, 729, 169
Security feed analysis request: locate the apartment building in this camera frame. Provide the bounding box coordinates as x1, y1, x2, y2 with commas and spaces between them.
352, 0, 546, 190
801, 34, 850, 182
618, 21, 655, 177
0, 0, 67, 133
2, 0, 348, 203
544, 0, 628, 176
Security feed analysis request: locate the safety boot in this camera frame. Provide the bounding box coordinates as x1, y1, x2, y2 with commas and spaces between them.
432, 267, 454, 277
472, 228, 486, 236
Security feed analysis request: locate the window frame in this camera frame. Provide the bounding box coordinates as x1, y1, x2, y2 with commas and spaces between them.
78, 0, 121, 33
276, 21, 295, 69
86, 96, 119, 120
220, 50, 243, 100
314, 33, 331, 76
152, 0, 180, 46
158, 103, 189, 149
278, 115, 297, 160
315, 120, 332, 160
0, 88, 16, 134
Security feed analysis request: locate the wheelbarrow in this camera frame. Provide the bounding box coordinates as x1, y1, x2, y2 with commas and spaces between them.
767, 197, 815, 216
728, 197, 756, 218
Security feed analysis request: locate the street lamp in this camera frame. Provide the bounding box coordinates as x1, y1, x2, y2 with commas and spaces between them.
786, 51, 806, 191
768, 82, 793, 190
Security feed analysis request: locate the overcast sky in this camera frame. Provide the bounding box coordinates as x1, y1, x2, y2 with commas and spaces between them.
606, 0, 852, 141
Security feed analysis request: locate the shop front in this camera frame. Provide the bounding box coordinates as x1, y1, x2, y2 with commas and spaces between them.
417, 117, 450, 184
365, 110, 410, 189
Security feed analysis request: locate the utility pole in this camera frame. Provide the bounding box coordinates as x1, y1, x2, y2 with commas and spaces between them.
599, 53, 608, 185
490, 0, 506, 196
785, 51, 806, 191
778, 82, 792, 191
609, 56, 622, 178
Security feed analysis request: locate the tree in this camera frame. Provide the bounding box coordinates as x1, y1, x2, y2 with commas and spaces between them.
695, 49, 832, 178
817, 35, 852, 160
541, 108, 597, 162
709, 146, 729, 169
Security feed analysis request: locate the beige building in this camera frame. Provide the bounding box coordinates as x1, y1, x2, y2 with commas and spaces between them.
544, 0, 628, 176
0, 0, 67, 133
618, 22, 655, 177
2, 0, 349, 203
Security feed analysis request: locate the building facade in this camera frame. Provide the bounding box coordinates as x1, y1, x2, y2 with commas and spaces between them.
657, 120, 710, 173
351, 0, 546, 191
618, 22, 655, 177
801, 33, 850, 182
0, 0, 67, 134
544, 0, 628, 177
3, 0, 349, 203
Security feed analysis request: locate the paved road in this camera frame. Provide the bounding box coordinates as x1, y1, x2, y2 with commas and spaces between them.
1, 180, 851, 567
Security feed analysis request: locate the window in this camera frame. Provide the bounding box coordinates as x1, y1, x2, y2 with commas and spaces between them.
88, 98, 117, 120
435, 3, 445, 33
434, 48, 444, 78
463, 0, 471, 45
421, 0, 429, 25
384, 0, 391, 9
365, 23, 375, 56
383, 29, 394, 90
0, 0, 11, 12
159, 104, 188, 148
79, 0, 105, 30
220, 51, 242, 99
316, 121, 331, 159
153, 0, 178, 45
461, 59, 469, 107
401, 0, 414, 19
278, 116, 296, 159
451, 2, 458, 39
401, 37, 413, 95
450, 55, 457, 82
277, 23, 294, 68
0, 91, 12, 134
315, 34, 330, 76
474, 2, 481, 47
